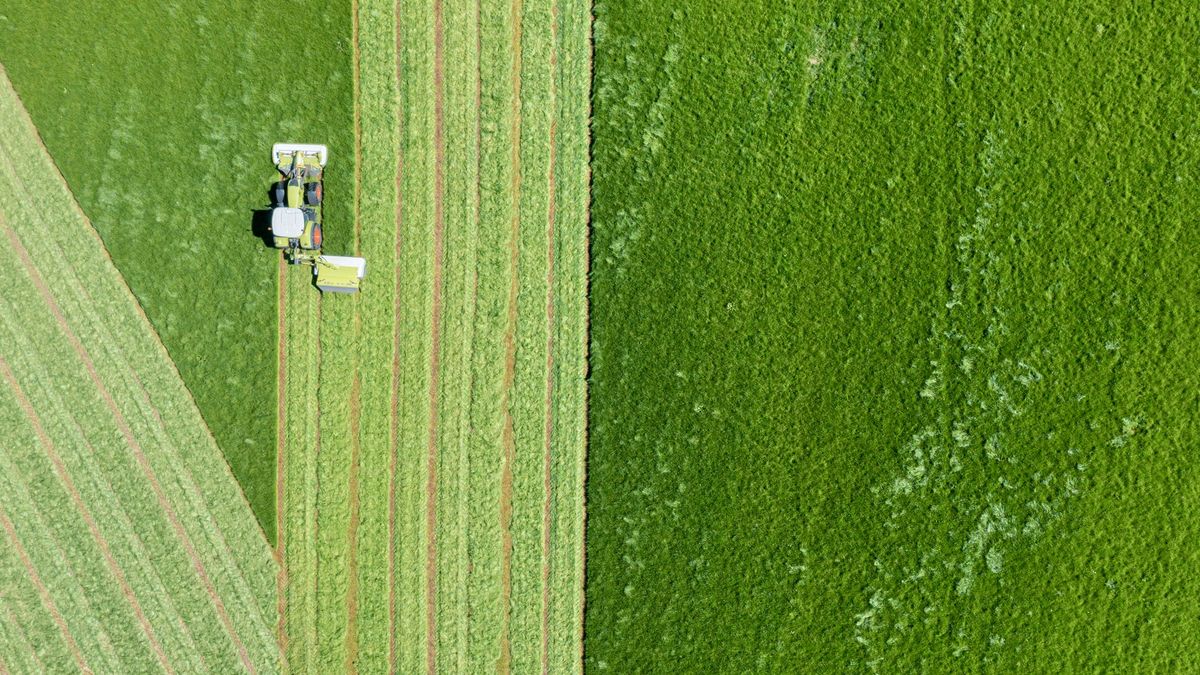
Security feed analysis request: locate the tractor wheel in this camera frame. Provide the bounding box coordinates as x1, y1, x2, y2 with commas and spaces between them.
305, 182, 322, 205
272, 181, 286, 206
312, 223, 323, 249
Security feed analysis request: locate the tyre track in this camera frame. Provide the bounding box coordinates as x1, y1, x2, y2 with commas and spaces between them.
2, 604, 48, 673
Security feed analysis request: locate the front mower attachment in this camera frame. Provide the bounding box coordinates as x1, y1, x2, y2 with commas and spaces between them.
273, 142, 328, 167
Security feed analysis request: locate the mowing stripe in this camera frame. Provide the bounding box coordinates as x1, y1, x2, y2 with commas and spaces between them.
0, 68, 274, 564
545, 2, 589, 670
0, 178, 276, 656
499, 0, 525, 668
0, 506, 90, 673
388, 0, 406, 667
433, 0, 482, 667
4, 228, 257, 673
0, 220, 257, 671
273, 0, 588, 668
426, 0, 447, 669
276, 253, 289, 662
345, 0, 365, 668
540, 47, 558, 675
539, 2, 559, 670
0, 307, 219, 671
0, 357, 175, 674
0, 67, 280, 672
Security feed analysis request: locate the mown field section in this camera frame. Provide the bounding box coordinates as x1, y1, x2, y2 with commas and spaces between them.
0, 68, 279, 674
276, 0, 590, 672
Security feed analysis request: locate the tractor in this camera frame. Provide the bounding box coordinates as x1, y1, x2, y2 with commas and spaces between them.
268, 143, 366, 293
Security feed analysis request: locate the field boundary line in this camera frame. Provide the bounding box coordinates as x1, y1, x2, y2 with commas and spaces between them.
0, 357, 175, 674
576, 2, 594, 664
0, 506, 91, 674
4, 227, 257, 674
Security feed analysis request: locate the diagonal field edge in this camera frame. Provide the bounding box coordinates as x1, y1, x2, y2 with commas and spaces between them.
0, 67, 279, 672
0, 139, 276, 665
2, 226, 258, 674
0, 66, 273, 551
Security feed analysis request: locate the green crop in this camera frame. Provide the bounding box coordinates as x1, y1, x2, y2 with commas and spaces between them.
0, 1, 356, 539
275, 0, 590, 671
0, 69, 279, 673
586, 0, 1200, 671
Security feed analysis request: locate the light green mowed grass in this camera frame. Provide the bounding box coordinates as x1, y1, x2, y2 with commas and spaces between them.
0, 69, 279, 673
587, 0, 1200, 672
277, 0, 590, 671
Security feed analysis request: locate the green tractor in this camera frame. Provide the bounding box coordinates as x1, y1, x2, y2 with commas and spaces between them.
269, 143, 366, 293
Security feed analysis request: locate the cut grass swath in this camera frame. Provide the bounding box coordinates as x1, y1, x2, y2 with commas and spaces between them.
0, 67, 279, 673
275, 0, 589, 671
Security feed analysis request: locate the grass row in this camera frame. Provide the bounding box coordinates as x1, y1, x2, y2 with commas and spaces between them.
0, 534, 76, 672
466, 0, 518, 668
433, 0, 482, 668
510, 0, 556, 668
0, 69, 279, 672
394, 0, 439, 670
350, 0, 402, 669
547, 1, 591, 671
280, 268, 320, 672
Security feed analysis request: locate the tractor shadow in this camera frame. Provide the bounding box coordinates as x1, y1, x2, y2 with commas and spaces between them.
250, 181, 286, 247
250, 209, 274, 247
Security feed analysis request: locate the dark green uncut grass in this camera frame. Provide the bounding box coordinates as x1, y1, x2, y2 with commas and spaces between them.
0, 2, 354, 540
586, 0, 1200, 671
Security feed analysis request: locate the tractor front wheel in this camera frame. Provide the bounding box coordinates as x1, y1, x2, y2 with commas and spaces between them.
305, 182, 322, 205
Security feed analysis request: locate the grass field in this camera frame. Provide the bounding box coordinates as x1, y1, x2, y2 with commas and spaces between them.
0, 2, 356, 538
276, 0, 590, 671
0, 68, 279, 673
587, 0, 1200, 671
